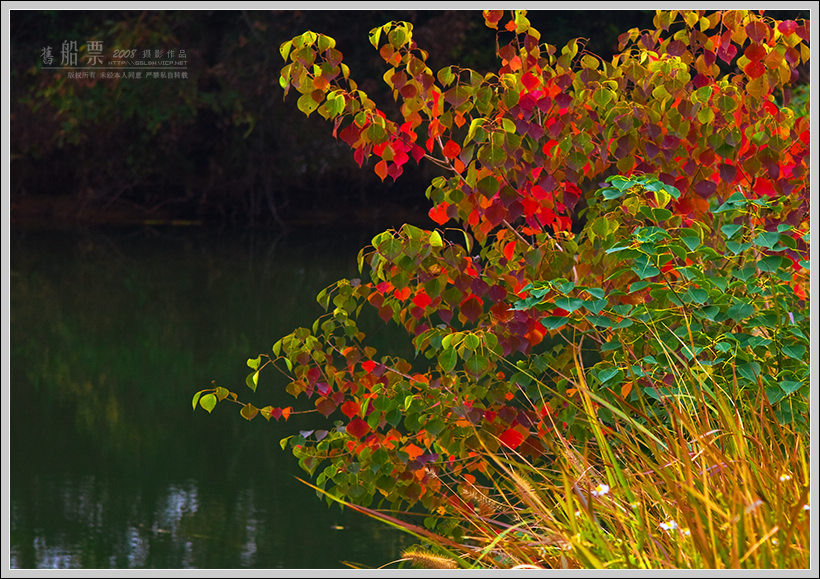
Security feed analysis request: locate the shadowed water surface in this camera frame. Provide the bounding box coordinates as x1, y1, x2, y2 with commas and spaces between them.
10, 225, 415, 569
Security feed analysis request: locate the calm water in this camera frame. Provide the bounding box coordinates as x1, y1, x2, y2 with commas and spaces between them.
9, 225, 414, 569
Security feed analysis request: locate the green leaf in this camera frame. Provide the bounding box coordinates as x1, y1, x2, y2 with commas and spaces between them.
554, 297, 584, 313
721, 224, 743, 239
587, 314, 612, 328
782, 344, 806, 360
601, 339, 621, 352
757, 256, 783, 273
597, 367, 620, 384
629, 281, 650, 293
199, 393, 217, 413
279, 40, 293, 60
247, 356, 261, 370
501, 118, 517, 133
737, 362, 761, 383
541, 316, 568, 330
368, 26, 382, 48
583, 298, 608, 314
464, 333, 480, 350
466, 118, 485, 143
714, 192, 747, 213
778, 380, 804, 395
465, 354, 490, 377
477, 175, 500, 197
240, 403, 259, 421
425, 417, 446, 436
297, 93, 321, 116
246, 371, 259, 392
727, 302, 754, 322
632, 261, 660, 279
605, 244, 631, 254
687, 288, 709, 304
651, 207, 673, 222
438, 348, 457, 373
437, 66, 455, 86
192, 390, 204, 411
754, 231, 780, 249
551, 280, 576, 294
726, 241, 752, 254
600, 187, 624, 200
429, 230, 444, 248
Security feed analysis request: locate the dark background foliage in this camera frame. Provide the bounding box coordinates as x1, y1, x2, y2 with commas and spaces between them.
9, 9, 805, 228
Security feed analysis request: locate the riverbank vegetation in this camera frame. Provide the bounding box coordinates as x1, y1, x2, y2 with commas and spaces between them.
193, 9, 811, 569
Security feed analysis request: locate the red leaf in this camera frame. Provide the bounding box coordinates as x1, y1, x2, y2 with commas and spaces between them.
339, 124, 361, 147
483, 410, 497, 422
346, 417, 370, 439
341, 400, 361, 419
717, 43, 737, 64
387, 162, 403, 181
744, 42, 766, 62
522, 72, 539, 92
460, 294, 484, 322
778, 19, 797, 36
315, 397, 337, 417
361, 360, 377, 373
499, 427, 525, 449
483, 9, 504, 29
307, 366, 322, 385
270, 407, 283, 420
744, 60, 766, 79
353, 147, 366, 167
442, 139, 461, 159
429, 202, 450, 225
503, 239, 516, 261
413, 291, 432, 309
745, 20, 770, 44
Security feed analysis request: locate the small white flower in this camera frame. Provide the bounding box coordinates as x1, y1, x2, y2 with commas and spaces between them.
802, 504, 810, 511
779, 473, 792, 482
592, 484, 610, 497
771, 538, 779, 546
659, 520, 678, 531
682, 528, 691, 537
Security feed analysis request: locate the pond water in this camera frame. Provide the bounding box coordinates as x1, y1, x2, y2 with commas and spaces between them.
9, 225, 416, 569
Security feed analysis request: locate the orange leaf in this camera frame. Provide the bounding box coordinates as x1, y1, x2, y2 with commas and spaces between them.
404, 443, 424, 461
281, 407, 292, 421
374, 159, 388, 181
621, 381, 634, 398
394, 286, 411, 301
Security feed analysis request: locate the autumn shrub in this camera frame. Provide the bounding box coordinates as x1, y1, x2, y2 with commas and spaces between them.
193, 9, 810, 568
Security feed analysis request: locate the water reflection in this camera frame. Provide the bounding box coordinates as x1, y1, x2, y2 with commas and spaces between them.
10, 225, 414, 569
